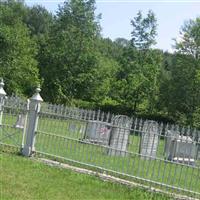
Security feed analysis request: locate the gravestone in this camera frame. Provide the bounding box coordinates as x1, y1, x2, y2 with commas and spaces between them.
165, 130, 179, 160
15, 114, 26, 129
165, 133, 197, 165
139, 121, 159, 159
108, 115, 131, 156
84, 120, 111, 145
79, 123, 86, 136
68, 122, 77, 133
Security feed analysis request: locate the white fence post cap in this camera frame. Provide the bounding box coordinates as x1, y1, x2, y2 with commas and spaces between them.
30, 85, 43, 102
0, 78, 6, 96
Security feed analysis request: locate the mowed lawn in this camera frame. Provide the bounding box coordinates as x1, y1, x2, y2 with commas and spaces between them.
0, 153, 171, 200
1, 113, 200, 197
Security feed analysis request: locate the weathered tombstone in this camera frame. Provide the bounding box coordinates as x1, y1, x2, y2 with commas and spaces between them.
84, 120, 111, 145
165, 130, 179, 160
79, 123, 86, 135
68, 122, 77, 133
139, 120, 159, 159
108, 115, 131, 156
167, 135, 197, 165
15, 114, 26, 129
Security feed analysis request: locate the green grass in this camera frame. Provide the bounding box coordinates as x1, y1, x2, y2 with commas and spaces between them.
0, 152, 171, 200
1, 112, 200, 198
35, 116, 200, 196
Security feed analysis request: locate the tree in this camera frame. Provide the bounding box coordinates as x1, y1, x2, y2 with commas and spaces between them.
0, 0, 27, 21
25, 5, 54, 37
157, 52, 173, 114
24, 5, 54, 84
114, 48, 162, 112
174, 18, 200, 60
113, 10, 161, 114
40, 0, 101, 104
131, 10, 157, 50
165, 54, 200, 125
114, 38, 131, 48
171, 17, 200, 125
96, 37, 125, 62
0, 1, 40, 96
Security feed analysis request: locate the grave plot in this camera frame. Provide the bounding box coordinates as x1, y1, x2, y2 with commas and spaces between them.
165, 131, 198, 165
139, 120, 159, 159
108, 115, 132, 156
83, 120, 111, 145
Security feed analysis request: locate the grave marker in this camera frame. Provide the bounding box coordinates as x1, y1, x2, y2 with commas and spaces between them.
108, 115, 131, 156
166, 135, 197, 165
84, 120, 111, 145
68, 122, 77, 133
139, 120, 159, 159
165, 130, 179, 160
15, 114, 26, 129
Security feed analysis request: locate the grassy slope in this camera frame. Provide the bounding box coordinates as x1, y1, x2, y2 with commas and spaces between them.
0, 153, 171, 200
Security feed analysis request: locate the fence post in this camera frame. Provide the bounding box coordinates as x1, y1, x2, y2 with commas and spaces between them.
0, 79, 6, 126
22, 86, 43, 157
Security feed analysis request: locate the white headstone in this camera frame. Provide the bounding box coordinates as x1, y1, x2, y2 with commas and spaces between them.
84, 120, 111, 145
68, 122, 77, 133
15, 114, 26, 129
166, 133, 197, 165
108, 115, 131, 156
139, 121, 159, 159
165, 130, 179, 160
79, 123, 86, 135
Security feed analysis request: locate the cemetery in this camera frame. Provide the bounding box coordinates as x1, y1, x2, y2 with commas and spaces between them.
63, 110, 200, 166
1, 0, 200, 199
0, 80, 200, 199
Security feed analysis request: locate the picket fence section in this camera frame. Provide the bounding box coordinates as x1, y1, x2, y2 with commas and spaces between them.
0, 79, 200, 199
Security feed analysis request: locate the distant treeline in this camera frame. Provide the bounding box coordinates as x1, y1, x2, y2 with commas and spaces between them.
0, 0, 200, 127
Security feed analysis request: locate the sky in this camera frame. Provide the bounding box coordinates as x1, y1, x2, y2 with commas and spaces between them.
25, 0, 200, 52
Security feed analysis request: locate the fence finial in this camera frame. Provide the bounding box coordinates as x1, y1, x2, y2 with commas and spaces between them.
30, 85, 43, 102
0, 78, 6, 96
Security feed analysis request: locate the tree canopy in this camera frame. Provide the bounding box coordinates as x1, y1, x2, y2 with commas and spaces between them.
1, 0, 200, 127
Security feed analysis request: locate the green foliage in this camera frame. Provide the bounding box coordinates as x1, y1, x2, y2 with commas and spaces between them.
39, 0, 101, 104
174, 17, 200, 59
113, 48, 162, 113
2, 0, 200, 127
111, 11, 161, 114
131, 10, 157, 50
158, 53, 200, 125
88, 54, 119, 104
0, 1, 40, 96
25, 5, 54, 36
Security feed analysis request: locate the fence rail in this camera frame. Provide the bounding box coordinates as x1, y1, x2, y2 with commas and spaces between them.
0, 79, 200, 199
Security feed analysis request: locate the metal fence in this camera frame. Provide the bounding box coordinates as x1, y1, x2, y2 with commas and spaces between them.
0, 94, 29, 150
0, 80, 200, 199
